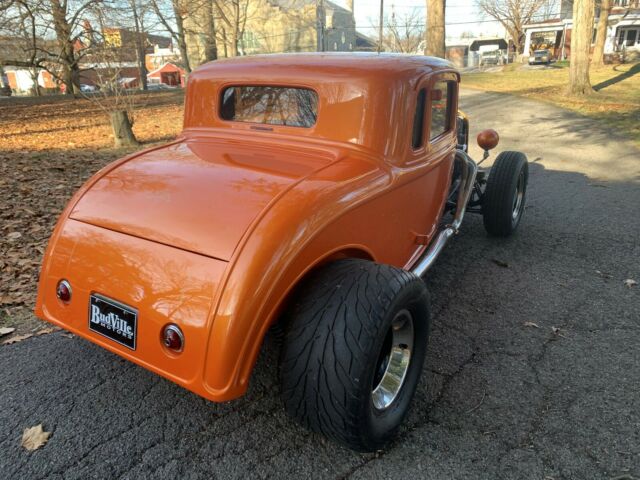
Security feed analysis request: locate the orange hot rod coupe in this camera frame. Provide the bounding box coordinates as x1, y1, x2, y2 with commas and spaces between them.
36, 53, 528, 451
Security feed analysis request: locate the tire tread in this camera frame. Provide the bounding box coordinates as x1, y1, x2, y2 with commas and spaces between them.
279, 259, 428, 450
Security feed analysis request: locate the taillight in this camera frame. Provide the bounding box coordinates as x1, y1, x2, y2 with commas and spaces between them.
161, 324, 184, 352
56, 280, 72, 303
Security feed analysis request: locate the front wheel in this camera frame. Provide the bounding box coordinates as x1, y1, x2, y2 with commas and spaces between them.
279, 259, 430, 452
482, 151, 529, 237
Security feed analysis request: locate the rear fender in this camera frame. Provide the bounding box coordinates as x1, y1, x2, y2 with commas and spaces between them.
201, 156, 386, 400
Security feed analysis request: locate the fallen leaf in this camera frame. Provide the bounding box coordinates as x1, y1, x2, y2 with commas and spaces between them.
624, 279, 637, 288
595, 270, 613, 279
7, 232, 22, 240
523, 322, 540, 328
0, 327, 16, 337
21, 424, 51, 451
2, 333, 33, 345
550, 326, 566, 338
34, 327, 58, 336
492, 259, 509, 268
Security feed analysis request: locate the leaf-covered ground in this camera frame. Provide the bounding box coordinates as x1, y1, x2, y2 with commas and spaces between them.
0, 91, 185, 336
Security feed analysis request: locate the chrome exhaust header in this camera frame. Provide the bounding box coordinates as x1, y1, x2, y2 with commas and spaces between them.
411, 150, 478, 277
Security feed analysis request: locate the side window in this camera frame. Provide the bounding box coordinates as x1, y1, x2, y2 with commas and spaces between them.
411, 89, 426, 149
430, 81, 454, 141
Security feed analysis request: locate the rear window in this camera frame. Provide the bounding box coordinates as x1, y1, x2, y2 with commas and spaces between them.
220, 86, 318, 128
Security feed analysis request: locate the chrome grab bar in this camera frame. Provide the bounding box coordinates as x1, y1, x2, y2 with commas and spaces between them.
411, 150, 478, 277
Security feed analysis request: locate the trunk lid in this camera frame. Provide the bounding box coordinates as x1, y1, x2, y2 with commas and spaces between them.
70, 139, 335, 260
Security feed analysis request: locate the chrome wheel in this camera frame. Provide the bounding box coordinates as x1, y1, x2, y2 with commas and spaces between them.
371, 310, 414, 410
512, 169, 526, 222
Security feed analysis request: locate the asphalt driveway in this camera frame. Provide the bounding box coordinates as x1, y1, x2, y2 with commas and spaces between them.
1, 90, 638, 479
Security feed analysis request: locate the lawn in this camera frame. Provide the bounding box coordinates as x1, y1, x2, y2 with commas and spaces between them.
0, 91, 185, 337
462, 62, 640, 146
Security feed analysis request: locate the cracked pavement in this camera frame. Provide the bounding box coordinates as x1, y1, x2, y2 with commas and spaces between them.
1, 90, 639, 479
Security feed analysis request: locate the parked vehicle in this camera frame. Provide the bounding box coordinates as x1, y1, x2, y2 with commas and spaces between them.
36, 53, 529, 452
529, 49, 552, 65
80, 84, 97, 93
147, 83, 176, 91
479, 49, 504, 66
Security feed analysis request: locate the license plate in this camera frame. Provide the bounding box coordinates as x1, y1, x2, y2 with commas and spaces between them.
89, 294, 137, 350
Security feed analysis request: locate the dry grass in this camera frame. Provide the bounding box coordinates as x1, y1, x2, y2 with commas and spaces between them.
462, 62, 640, 146
0, 91, 185, 335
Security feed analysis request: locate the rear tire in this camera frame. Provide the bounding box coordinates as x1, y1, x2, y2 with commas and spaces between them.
279, 259, 430, 452
482, 151, 528, 237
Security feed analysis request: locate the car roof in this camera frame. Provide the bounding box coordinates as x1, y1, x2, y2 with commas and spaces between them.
192, 52, 457, 83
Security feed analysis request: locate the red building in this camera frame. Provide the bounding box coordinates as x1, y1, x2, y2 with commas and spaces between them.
146, 62, 185, 87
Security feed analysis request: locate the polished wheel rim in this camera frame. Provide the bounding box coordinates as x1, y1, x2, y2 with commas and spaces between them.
371, 310, 414, 410
512, 169, 526, 222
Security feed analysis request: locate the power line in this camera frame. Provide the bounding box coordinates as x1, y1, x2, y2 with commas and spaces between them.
244, 11, 560, 43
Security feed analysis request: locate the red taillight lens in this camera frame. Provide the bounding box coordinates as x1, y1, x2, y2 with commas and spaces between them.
56, 280, 72, 303
162, 324, 184, 352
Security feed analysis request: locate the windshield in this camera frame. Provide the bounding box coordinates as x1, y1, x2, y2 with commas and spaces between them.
220, 86, 318, 128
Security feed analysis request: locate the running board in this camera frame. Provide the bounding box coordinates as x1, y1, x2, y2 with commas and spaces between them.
410, 150, 478, 277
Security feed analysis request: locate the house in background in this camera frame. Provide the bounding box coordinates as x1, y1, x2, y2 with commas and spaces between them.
523, 0, 640, 62
147, 62, 186, 87
184, 0, 357, 68
80, 28, 184, 90
0, 35, 66, 94
445, 37, 511, 68
145, 44, 182, 72
3, 68, 57, 93
355, 31, 377, 51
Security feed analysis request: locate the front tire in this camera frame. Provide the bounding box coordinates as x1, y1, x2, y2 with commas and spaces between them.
482, 151, 529, 237
279, 259, 430, 452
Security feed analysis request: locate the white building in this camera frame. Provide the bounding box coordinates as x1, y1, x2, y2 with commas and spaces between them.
523, 0, 640, 61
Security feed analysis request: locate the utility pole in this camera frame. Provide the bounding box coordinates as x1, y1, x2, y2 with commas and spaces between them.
317, 0, 325, 52
378, 0, 383, 53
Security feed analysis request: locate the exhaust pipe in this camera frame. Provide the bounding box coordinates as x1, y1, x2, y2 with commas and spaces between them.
411, 150, 478, 277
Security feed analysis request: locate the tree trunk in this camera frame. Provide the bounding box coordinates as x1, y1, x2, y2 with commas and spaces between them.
50, 0, 78, 96
425, 0, 446, 58
592, 0, 611, 66
204, 1, 218, 61
173, 0, 193, 71
131, 0, 148, 91
568, 0, 595, 95
110, 111, 139, 148
30, 69, 41, 96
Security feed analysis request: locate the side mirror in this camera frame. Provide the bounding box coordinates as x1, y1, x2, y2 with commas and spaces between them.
477, 129, 499, 151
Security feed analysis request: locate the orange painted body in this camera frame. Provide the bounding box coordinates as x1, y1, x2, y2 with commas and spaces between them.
35, 54, 460, 401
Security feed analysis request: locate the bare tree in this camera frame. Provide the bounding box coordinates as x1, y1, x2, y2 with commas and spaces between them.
425, 0, 445, 57
1, 0, 48, 95
82, 38, 140, 147
129, 0, 148, 90
383, 8, 424, 53
49, 0, 101, 94
181, 0, 217, 67
214, 0, 249, 57
149, 0, 191, 72
592, 0, 611, 66
0, 0, 100, 95
568, 0, 595, 95
477, 0, 551, 54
